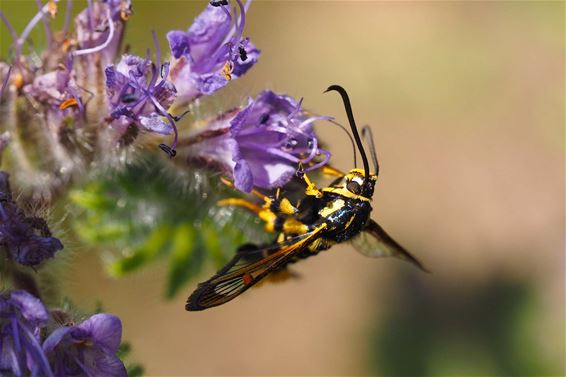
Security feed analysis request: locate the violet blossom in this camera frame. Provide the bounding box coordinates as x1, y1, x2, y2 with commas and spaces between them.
184, 90, 331, 192
23, 64, 84, 119
43, 313, 127, 377
0, 290, 54, 377
167, 0, 260, 102
105, 53, 180, 155
0, 172, 64, 266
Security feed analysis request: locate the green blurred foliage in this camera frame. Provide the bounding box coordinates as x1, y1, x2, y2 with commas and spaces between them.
369, 274, 560, 376
69, 155, 267, 299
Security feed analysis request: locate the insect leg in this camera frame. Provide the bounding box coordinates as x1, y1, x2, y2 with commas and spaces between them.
220, 176, 298, 216
297, 164, 323, 198
217, 198, 279, 233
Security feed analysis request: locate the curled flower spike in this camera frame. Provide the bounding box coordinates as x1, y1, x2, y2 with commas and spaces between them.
184, 91, 331, 192
43, 313, 127, 377
105, 53, 180, 155
167, 0, 260, 102
0, 290, 54, 377
0, 172, 64, 266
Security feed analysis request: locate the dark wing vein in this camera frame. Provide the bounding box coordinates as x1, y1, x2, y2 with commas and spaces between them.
186, 224, 326, 311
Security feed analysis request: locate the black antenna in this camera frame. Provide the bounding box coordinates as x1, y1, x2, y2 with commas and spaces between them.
327, 119, 357, 169
362, 126, 379, 176
324, 85, 370, 184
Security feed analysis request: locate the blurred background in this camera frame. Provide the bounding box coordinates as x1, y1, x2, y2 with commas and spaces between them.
1, 1, 564, 375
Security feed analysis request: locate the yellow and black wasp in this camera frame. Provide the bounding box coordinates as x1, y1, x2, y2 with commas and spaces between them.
186, 85, 426, 311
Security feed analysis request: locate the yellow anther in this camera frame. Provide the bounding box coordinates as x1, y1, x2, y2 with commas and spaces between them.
48, 1, 58, 18
59, 98, 78, 110
221, 61, 234, 81
13, 73, 23, 89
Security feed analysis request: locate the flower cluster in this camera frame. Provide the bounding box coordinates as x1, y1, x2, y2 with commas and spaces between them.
0, 0, 336, 373
0, 290, 126, 377
0, 171, 63, 266
184, 91, 332, 192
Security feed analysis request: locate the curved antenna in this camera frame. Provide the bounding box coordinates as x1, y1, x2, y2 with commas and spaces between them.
324, 85, 370, 183
327, 119, 357, 169
361, 126, 379, 176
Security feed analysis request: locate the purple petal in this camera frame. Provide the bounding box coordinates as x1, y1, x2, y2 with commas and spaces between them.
86, 350, 127, 377
185, 5, 231, 62
139, 115, 173, 135
41, 327, 71, 353
197, 73, 230, 96
232, 42, 260, 77
78, 313, 122, 353
9, 291, 48, 325
167, 30, 191, 59
233, 159, 253, 193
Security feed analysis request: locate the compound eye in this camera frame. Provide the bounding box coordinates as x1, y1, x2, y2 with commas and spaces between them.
346, 180, 361, 195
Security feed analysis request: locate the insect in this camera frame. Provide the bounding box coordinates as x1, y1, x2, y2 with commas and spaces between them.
186, 85, 427, 311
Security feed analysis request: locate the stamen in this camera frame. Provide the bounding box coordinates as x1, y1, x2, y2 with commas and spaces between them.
47, 0, 58, 17
170, 109, 190, 122
287, 98, 303, 122
209, 0, 229, 6
63, 0, 73, 36
299, 136, 318, 164
72, 9, 114, 57
159, 144, 176, 158
85, 0, 94, 33
59, 98, 78, 110
152, 30, 161, 71
16, 0, 60, 58
1, 66, 12, 100
0, 12, 18, 41
259, 113, 269, 125
120, 0, 132, 21
303, 149, 331, 172
148, 96, 178, 156
35, 0, 53, 50
238, 45, 247, 61
221, 61, 234, 81
233, 0, 246, 42
120, 93, 138, 104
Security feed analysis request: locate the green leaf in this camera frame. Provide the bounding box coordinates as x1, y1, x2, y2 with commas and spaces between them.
165, 223, 202, 299
108, 224, 173, 276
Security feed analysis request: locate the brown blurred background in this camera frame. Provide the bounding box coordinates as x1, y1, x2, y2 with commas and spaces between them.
1, 1, 564, 375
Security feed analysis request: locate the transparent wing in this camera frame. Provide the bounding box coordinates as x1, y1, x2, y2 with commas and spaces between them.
186, 224, 327, 311
351, 219, 428, 272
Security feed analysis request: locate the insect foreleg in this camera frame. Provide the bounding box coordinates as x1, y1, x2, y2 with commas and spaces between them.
296, 166, 323, 198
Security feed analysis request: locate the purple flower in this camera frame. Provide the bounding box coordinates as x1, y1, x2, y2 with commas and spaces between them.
0, 290, 54, 377
43, 313, 126, 377
22, 67, 84, 118
185, 91, 331, 192
167, 0, 260, 102
105, 54, 179, 154
0, 172, 64, 266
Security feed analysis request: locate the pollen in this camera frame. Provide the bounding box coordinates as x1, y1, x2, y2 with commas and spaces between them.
221, 61, 234, 81
59, 98, 79, 110
13, 73, 24, 89
62, 38, 76, 53
120, 10, 130, 21
48, 0, 58, 18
